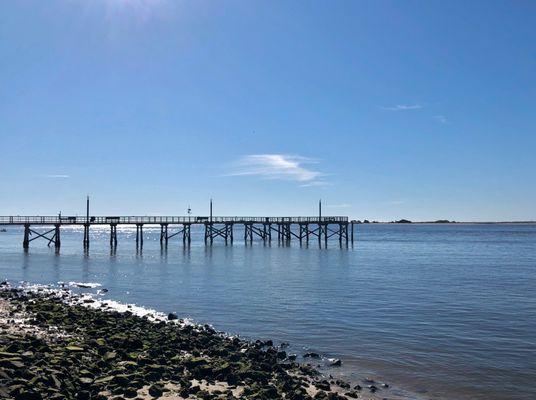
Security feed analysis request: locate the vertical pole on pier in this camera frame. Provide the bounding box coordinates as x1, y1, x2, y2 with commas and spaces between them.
229, 223, 234, 244
83, 196, 90, 248
324, 224, 328, 247
23, 224, 30, 249
319, 200, 323, 247
351, 221, 354, 244
210, 198, 213, 223
55, 224, 61, 249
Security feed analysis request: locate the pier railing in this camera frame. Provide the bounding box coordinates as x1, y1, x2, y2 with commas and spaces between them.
0, 216, 348, 225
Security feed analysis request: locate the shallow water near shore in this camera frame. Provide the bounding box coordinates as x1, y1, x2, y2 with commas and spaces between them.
1, 223, 535, 400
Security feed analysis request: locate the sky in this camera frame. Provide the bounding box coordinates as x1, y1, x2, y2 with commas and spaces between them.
1, 0, 535, 221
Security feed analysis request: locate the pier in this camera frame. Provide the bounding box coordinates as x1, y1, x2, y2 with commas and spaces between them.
0, 215, 354, 250
0, 199, 357, 250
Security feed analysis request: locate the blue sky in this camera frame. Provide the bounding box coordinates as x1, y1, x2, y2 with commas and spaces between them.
1, 0, 535, 221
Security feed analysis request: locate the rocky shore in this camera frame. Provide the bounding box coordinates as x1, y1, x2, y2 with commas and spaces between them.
0, 283, 384, 400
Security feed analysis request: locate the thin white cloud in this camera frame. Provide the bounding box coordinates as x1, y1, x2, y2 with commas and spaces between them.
381, 104, 423, 111
45, 174, 70, 178
433, 115, 448, 124
300, 181, 331, 188
228, 154, 327, 186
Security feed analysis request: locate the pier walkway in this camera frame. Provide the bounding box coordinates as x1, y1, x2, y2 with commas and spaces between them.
0, 216, 354, 249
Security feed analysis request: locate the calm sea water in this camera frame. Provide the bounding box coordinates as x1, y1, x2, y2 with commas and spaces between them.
1, 224, 535, 400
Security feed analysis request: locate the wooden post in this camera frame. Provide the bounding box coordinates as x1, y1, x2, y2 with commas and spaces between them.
55, 224, 61, 249
23, 224, 30, 249
110, 224, 117, 247
160, 224, 165, 245
83, 224, 90, 248
182, 224, 187, 244
83, 196, 90, 248
137, 224, 143, 246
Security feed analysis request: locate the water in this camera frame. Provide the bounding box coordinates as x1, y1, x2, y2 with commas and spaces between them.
1, 223, 535, 400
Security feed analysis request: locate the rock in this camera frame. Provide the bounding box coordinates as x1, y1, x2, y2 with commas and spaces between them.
65, 346, 84, 352
329, 358, 341, 367
167, 313, 178, 321
368, 385, 378, 393
122, 388, 138, 398
14, 390, 42, 400
1, 359, 25, 369
303, 352, 320, 358
76, 391, 90, 400
315, 380, 331, 391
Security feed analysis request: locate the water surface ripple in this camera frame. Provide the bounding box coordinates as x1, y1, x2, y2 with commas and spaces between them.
1, 224, 535, 400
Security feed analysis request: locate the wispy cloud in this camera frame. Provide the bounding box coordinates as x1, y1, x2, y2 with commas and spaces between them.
228, 154, 327, 186
381, 104, 423, 111
433, 115, 448, 124
45, 174, 70, 179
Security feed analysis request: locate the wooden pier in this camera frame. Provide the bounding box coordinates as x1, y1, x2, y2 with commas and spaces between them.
0, 198, 357, 250
0, 215, 354, 250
